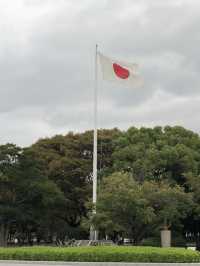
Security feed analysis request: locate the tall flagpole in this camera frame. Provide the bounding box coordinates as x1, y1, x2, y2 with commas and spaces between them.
92, 44, 98, 241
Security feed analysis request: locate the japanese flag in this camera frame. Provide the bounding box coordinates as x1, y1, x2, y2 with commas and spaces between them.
98, 52, 143, 88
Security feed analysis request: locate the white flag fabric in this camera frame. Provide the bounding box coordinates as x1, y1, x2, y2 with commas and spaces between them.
98, 52, 143, 88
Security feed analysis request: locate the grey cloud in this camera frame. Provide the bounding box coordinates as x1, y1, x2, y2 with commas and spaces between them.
0, 0, 199, 146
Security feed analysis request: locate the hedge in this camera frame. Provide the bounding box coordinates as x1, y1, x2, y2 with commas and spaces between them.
0, 246, 199, 262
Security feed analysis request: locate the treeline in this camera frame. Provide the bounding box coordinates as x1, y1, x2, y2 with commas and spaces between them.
0, 126, 200, 246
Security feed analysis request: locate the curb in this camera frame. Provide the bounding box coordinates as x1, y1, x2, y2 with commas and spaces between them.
1, 262, 200, 266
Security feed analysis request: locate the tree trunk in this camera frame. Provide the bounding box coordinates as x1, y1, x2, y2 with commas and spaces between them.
0, 224, 8, 247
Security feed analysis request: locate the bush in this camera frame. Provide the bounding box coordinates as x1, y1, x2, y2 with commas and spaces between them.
172, 235, 187, 247
0, 246, 199, 262
141, 237, 161, 247
141, 235, 186, 248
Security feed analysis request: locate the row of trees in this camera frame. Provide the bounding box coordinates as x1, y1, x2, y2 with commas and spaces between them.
1, 126, 200, 246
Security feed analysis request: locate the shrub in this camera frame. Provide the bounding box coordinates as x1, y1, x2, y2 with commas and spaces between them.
0, 246, 199, 262
172, 235, 187, 247
141, 237, 161, 247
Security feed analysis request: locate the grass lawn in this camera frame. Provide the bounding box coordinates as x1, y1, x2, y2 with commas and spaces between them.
0, 246, 199, 262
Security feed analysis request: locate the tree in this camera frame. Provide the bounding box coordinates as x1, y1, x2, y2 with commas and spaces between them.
93, 172, 155, 243
0, 144, 21, 246
0, 126, 198, 245
184, 173, 200, 249
93, 172, 192, 244
29, 129, 121, 230
142, 180, 193, 231
0, 145, 66, 246
112, 126, 200, 185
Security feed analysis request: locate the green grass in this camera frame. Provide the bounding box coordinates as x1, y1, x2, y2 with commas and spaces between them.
0, 246, 199, 262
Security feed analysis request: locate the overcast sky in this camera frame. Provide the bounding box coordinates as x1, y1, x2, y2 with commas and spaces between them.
0, 0, 200, 146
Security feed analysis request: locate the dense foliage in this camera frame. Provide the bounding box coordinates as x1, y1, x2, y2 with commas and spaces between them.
0, 246, 199, 262
0, 125, 200, 247
93, 172, 193, 243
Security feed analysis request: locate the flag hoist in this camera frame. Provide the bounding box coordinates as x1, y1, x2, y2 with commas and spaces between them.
91, 45, 143, 240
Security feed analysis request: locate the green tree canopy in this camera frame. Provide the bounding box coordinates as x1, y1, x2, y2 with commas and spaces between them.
113, 126, 200, 184
30, 129, 121, 227
93, 172, 192, 244
0, 145, 65, 246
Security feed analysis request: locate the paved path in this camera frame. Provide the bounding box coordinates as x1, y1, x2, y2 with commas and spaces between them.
0, 262, 142, 266
1, 262, 200, 266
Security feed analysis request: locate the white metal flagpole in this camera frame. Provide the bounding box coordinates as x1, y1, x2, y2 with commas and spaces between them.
92, 44, 98, 241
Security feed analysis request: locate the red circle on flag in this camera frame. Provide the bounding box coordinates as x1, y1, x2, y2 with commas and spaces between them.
113, 63, 130, 79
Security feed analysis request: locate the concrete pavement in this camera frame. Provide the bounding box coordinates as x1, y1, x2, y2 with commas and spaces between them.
1, 262, 200, 266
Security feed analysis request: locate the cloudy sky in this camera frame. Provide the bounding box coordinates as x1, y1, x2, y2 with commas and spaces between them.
0, 0, 200, 146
